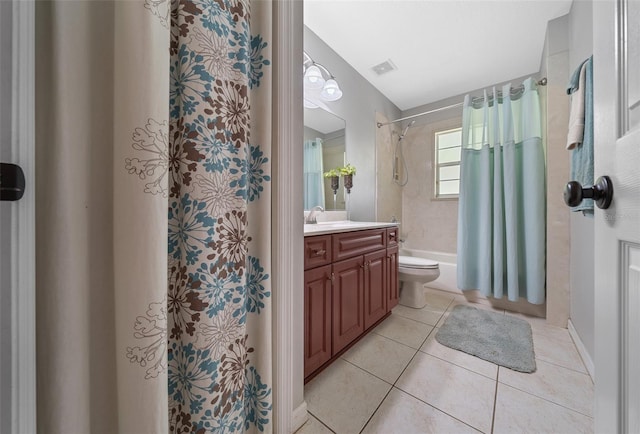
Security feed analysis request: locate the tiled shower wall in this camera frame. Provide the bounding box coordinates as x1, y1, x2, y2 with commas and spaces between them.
375, 112, 403, 225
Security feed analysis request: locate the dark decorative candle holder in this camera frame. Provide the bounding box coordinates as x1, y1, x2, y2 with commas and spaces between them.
343, 174, 353, 194
330, 176, 339, 195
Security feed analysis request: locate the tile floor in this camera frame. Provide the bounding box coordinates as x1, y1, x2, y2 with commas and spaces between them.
298, 288, 594, 434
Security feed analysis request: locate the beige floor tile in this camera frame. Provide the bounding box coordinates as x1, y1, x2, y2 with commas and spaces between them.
372, 313, 434, 349
305, 359, 392, 434
395, 352, 496, 433
392, 304, 445, 326
503, 312, 588, 373
498, 359, 594, 417
493, 383, 593, 434
505, 311, 552, 328
342, 333, 417, 384
361, 388, 479, 434
506, 311, 574, 342
423, 288, 456, 310
295, 414, 334, 434
420, 329, 498, 380
532, 330, 588, 374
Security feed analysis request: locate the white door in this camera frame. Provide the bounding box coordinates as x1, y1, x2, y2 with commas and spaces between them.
0, 1, 35, 431
593, 0, 640, 431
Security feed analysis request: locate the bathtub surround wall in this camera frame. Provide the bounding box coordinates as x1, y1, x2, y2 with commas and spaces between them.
375, 112, 403, 223
400, 117, 460, 253
304, 27, 401, 221
540, 15, 571, 328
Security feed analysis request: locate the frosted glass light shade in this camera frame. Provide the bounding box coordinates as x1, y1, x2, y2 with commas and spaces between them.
304, 65, 325, 90
320, 79, 343, 101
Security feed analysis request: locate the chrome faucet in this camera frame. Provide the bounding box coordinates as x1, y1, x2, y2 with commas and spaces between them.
305, 206, 324, 224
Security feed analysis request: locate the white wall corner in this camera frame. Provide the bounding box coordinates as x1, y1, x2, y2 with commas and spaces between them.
272, 0, 304, 433
568, 319, 595, 381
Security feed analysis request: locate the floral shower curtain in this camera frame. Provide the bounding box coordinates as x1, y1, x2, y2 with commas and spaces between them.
37, 0, 274, 432
36, 1, 169, 432
457, 78, 546, 304
168, 0, 273, 432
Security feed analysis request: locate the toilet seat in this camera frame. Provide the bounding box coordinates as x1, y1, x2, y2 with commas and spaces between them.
398, 256, 439, 269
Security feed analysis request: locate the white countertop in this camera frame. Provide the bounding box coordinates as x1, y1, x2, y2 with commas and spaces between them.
304, 221, 398, 236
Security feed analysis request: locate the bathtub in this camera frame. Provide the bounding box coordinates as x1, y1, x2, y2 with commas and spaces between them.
400, 248, 547, 317
399, 249, 459, 294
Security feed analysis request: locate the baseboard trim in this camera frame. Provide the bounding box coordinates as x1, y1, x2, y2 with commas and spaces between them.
291, 401, 308, 433
568, 319, 594, 381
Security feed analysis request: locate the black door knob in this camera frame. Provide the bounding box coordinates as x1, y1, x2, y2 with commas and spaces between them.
564, 176, 613, 209
0, 163, 26, 201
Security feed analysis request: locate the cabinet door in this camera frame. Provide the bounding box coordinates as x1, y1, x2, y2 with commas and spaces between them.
387, 245, 399, 310
332, 256, 364, 353
364, 250, 387, 329
304, 265, 332, 378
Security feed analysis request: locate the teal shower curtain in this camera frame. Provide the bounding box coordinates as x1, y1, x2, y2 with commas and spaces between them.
304, 138, 325, 209
457, 78, 546, 304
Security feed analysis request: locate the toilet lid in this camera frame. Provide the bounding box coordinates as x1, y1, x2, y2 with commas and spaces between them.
399, 256, 439, 269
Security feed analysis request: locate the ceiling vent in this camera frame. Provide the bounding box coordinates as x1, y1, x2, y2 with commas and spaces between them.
371, 59, 397, 76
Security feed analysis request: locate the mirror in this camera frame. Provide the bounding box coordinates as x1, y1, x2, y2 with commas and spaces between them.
303, 107, 346, 210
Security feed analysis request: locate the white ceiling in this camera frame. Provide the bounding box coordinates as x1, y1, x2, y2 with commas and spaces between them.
304, 0, 573, 111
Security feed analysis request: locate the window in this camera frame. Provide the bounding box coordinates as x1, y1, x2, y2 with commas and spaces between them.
434, 127, 461, 198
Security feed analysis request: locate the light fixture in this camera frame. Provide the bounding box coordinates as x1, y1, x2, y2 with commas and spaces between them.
303, 51, 343, 108
304, 65, 325, 90
320, 78, 342, 101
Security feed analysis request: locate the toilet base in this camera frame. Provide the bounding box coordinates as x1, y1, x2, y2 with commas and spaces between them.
399, 281, 427, 309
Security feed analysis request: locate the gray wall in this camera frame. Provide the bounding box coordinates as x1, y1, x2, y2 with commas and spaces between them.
304, 27, 401, 221
568, 0, 595, 361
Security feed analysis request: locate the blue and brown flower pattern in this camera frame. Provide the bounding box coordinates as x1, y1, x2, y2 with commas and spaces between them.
167, 0, 272, 432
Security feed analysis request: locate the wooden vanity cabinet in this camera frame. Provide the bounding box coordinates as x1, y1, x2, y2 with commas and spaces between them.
332, 255, 365, 354
364, 250, 387, 329
304, 226, 399, 381
387, 244, 399, 310
303, 264, 332, 378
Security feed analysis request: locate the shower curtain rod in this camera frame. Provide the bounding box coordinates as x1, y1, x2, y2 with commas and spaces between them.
376, 77, 547, 128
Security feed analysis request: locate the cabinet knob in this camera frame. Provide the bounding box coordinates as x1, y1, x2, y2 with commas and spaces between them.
311, 249, 326, 256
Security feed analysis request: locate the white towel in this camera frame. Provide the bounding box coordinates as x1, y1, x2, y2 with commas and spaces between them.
566, 62, 587, 150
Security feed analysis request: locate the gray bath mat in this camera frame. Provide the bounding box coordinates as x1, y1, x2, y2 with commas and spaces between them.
435, 305, 536, 373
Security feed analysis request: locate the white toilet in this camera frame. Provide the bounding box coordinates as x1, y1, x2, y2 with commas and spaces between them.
398, 255, 440, 309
